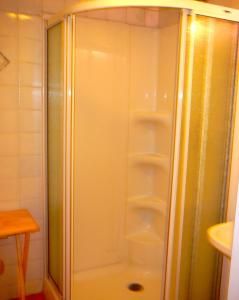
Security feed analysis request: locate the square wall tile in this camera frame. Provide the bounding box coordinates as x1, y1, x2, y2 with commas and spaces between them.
64, 0, 80, 6
20, 197, 43, 219
0, 179, 19, 202
19, 155, 42, 178
0, 36, 18, 62
145, 9, 160, 28
126, 8, 145, 26
0, 62, 18, 85
19, 38, 43, 64
31, 218, 43, 240
0, 157, 18, 179
20, 111, 42, 132
19, 87, 42, 110
29, 240, 43, 261
0, 111, 18, 133
26, 259, 44, 281
77, 11, 89, 18
0, 244, 17, 265
0, 0, 45, 294
107, 8, 126, 23
87, 9, 108, 20
20, 133, 42, 155
0, 133, 18, 156
43, 0, 64, 13
0, 87, 19, 110
0, 236, 15, 247
20, 177, 42, 199
18, 0, 42, 14
0, 0, 18, 12
19, 15, 43, 40
1, 267, 42, 297
0, 264, 18, 286
0, 12, 18, 36
0, 200, 20, 211
19, 63, 42, 87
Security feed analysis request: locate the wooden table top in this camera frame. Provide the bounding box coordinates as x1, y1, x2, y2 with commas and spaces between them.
0, 209, 39, 237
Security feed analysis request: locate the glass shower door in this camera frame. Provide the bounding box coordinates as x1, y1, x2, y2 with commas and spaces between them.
47, 22, 65, 293
174, 14, 239, 300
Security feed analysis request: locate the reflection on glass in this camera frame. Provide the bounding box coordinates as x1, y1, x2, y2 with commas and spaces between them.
179, 16, 238, 300
47, 22, 64, 292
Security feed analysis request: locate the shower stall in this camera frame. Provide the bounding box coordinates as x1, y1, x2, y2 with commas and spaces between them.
46, 1, 239, 300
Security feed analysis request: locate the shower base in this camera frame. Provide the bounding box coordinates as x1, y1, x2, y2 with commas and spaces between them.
72, 264, 161, 300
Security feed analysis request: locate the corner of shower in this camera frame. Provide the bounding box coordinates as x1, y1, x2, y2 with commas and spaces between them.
46, 6, 182, 300
45, 2, 239, 300
46, 15, 73, 300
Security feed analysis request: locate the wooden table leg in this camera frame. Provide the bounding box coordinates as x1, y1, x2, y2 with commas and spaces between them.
15, 235, 25, 300
22, 233, 30, 280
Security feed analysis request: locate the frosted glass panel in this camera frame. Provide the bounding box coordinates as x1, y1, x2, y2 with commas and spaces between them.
47, 22, 64, 292
179, 16, 239, 300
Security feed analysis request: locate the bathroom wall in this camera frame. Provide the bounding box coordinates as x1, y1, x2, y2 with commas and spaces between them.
0, 9, 44, 300
0, 0, 79, 15
0, 1, 178, 297
0, 1, 80, 298
0, 1, 179, 297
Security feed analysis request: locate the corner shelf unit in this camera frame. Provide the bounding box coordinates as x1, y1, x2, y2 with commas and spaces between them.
129, 153, 169, 169
126, 103, 173, 269
127, 196, 167, 215
131, 111, 170, 125
126, 230, 164, 245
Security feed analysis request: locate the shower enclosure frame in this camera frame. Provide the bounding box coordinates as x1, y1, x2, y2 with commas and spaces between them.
45, 1, 239, 300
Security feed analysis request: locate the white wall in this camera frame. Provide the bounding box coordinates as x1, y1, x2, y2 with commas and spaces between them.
0, 2, 80, 298
0, 0, 80, 15
0, 9, 44, 300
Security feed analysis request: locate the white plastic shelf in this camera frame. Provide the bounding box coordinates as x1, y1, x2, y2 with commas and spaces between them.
131, 111, 170, 124
128, 196, 167, 215
129, 153, 168, 169
126, 230, 164, 245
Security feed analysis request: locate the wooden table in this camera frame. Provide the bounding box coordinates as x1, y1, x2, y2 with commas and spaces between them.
0, 209, 40, 300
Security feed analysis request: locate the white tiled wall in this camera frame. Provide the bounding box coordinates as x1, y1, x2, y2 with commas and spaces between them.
0, 1, 78, 297
0, 0, 81, 15
0, 6, 44, 299
78, 8, 164, 28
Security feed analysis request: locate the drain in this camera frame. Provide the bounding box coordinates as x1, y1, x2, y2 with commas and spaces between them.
127, 283, 144, 292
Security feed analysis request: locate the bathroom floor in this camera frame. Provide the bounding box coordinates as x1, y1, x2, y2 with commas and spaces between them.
12, 293, 45, 300
72, 264, 162, 300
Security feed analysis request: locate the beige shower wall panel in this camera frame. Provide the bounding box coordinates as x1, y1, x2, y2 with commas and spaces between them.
128, 26, 161, 199
129, 26, 160, 112
73, 10, 179, 272
156, 22, 179, 199
73, 17, 130, 272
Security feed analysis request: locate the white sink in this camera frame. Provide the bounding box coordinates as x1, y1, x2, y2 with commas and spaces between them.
207, 222, 234, 258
